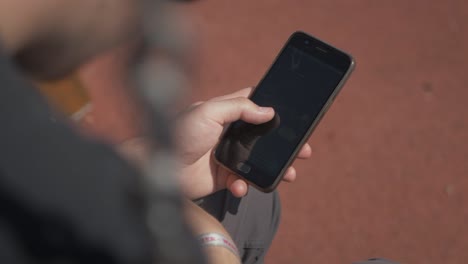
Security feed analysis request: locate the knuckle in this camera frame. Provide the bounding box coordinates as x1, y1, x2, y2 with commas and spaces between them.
190, 101, 204, 107
231, 97, 254, 108
240, 87, 253, 96
185, 101, 205, 113
195, 102, 212, 117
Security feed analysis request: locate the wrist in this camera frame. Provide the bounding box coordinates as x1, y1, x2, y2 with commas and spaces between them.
198, 233, 240, 258
198, 233, 240, 264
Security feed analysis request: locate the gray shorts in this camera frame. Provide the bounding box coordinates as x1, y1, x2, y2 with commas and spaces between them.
198, 189, 399, 264
198, 188, 281, 264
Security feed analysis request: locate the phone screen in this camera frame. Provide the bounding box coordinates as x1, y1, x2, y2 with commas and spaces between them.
215, 32, 353, 191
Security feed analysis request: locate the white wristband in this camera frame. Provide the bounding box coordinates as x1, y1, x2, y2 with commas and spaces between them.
197, 233, 240, 259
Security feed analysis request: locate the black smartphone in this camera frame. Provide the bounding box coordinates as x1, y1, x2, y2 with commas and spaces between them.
214, 31, 355, 192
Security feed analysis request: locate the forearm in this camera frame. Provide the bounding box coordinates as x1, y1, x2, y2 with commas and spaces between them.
204, 247, 240, 264
117, 139, 239, 264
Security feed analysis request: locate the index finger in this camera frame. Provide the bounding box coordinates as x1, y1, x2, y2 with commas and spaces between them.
208, 87, 253, 102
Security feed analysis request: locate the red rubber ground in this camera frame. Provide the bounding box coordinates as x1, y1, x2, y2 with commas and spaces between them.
80, 1, 468, 263
180, 1, 468, 263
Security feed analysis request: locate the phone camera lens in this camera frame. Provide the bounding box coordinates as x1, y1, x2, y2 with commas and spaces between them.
304, 40, 310, 45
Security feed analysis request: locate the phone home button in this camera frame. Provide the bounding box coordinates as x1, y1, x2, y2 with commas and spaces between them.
236, 162, 251, 174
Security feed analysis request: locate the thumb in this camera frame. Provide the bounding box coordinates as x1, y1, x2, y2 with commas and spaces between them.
226, 174, 249, 198
199, 97, 275, 125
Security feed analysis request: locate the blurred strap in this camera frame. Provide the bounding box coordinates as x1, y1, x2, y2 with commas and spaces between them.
36, 73, 91, 120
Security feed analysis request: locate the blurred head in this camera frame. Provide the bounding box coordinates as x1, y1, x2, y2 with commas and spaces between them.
0, 0, 145, 79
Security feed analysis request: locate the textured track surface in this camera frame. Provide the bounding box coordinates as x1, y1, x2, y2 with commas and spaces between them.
77, 1, 468, 263
179, 1, 468, 263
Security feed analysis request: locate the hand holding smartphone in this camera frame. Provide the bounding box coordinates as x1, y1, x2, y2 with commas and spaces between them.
214, 31, 355, 192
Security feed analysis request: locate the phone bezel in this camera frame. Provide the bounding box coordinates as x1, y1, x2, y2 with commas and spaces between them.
213, 31, 355, 192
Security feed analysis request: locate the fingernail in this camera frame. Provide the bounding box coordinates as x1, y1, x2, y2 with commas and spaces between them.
258, 106, 273, 113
